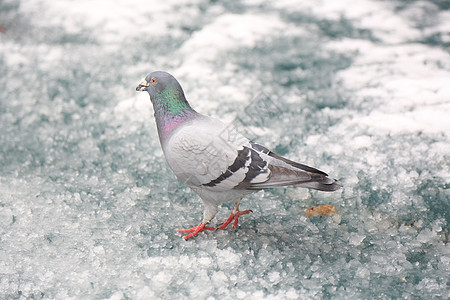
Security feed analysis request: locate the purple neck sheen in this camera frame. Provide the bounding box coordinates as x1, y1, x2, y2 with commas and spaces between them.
155, 109, 198, 143
149, 81, 199, 143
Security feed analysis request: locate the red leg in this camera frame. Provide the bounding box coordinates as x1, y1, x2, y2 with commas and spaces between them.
176, 222, 215, 240
217, 206, 252, 230
233, 209, 252, 228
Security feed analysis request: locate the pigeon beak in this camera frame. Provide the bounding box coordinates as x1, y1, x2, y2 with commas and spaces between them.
136, 78, 150, 91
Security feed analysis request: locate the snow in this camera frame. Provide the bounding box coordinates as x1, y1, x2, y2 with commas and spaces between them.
1, 0, 449, 299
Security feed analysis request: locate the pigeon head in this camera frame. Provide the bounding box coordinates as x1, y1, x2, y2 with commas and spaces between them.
136, 70, 195, 113
136, 71, 182, 98
136, 71, 198, 142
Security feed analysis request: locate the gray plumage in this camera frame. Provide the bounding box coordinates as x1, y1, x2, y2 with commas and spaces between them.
136, 71, 342, 239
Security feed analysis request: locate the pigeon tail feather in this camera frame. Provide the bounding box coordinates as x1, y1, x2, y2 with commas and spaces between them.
235, 163, 342, 192
295, 178, 343, 191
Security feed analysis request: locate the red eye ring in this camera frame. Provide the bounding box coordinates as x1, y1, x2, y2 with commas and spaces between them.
151, 77, 157, 84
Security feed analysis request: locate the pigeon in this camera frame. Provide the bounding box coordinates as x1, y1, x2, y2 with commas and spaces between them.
136, 71, 342, 239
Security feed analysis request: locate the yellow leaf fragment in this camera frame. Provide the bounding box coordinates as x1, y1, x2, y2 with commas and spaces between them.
304, 204, 337, 218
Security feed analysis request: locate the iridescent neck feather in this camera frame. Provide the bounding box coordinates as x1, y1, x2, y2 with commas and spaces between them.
151, 84, 198, 142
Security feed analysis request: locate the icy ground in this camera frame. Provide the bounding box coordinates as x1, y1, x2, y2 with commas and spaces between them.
1, 0, 449, 299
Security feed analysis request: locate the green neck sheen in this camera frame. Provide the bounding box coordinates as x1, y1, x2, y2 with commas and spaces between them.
153, 84, 193, 117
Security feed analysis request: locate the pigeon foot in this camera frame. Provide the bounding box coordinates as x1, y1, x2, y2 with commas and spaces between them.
176, 222, 215, 240
217, 208, 253, 230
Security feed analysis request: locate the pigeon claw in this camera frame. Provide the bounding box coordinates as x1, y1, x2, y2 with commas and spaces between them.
217, 209, 253, 230
176, 222, 215, 240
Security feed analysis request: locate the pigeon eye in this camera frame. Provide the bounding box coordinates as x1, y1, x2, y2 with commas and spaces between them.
151, 77, 157, 84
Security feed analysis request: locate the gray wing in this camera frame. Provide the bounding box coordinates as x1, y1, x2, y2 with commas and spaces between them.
162, 118, 271, 192
164, 117, 341, 193
232, 142, 343, 192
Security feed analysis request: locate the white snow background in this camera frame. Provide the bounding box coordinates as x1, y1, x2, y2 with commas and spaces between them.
0, 0, 449, 299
